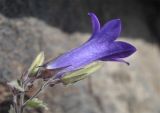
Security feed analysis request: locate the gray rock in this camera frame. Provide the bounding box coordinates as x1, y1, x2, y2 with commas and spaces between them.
0, 0, 160, 43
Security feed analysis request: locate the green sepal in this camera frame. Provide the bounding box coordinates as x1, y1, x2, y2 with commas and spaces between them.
61, 62, 102, 85
28, 52, 45, 76
26, 98, 48, 110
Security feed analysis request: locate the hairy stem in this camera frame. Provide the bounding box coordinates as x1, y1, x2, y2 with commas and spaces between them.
20, 84, 25, 113
13, 95, 18, 113
23, 79, 59, 107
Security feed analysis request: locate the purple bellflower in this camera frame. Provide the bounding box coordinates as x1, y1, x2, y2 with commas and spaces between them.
43, 13, 136, 79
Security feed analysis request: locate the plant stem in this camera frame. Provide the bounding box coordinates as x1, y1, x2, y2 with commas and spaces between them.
13, 95, 18, 113
13, 75, 59, 113
20, 84, 25, 113
23, 79, 59, 107
23, 84, 44, 106
14, 79, 25, 113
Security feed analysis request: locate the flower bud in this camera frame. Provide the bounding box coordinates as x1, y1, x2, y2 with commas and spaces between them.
28, 52, 45, 76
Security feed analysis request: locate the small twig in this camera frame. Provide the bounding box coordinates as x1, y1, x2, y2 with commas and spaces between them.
23, 84, 44, 106
20, 83, 25, 113
23, 78, 59, 107
13, 95, 18, 113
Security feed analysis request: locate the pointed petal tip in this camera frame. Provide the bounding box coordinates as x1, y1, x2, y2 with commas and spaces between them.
108, 19, 121, 28
132, 45, 137, 53
115, 19, 121, 21
107, 18, 121, 22
128, 43, 137, 55
88, 12, 99, 20
87, 12, 101, 41
112, 18, 121, 22
88, 12, 95, 16
125, 44, 137, 57
110, 19, 121, 25
88, 12, 98, 20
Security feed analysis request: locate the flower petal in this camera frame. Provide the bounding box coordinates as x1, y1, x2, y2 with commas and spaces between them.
45, 41, 135, 74
100, 41, 136, 59
88, 12, 100, 41
44, 38, 108, 75
98, 19, 121, 42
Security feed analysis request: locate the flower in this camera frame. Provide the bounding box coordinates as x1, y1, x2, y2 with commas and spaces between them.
43, 12, 136, 79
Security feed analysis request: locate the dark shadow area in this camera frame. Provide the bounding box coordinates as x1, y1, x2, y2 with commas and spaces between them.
0, 100, 12, 113
0, 0, 160, 44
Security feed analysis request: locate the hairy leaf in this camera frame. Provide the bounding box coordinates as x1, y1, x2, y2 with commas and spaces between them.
7, 80, 24, 92
26, 98, 48, 110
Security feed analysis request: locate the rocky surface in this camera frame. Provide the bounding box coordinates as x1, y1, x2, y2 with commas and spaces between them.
0, 14, 160, 113
0, 0, 160, 43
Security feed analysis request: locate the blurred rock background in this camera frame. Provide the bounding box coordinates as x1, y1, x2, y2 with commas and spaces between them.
0, 0, 160, 113
0, 0, 160, 42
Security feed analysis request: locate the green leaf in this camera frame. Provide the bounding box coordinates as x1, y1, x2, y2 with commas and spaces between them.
28, 52, 45, 76
61, 62, 102, 85
7, 80, 24, 92
26, 98, 48, 110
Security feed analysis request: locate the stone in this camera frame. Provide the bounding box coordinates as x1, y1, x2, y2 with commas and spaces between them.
0, 0, 160, 43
